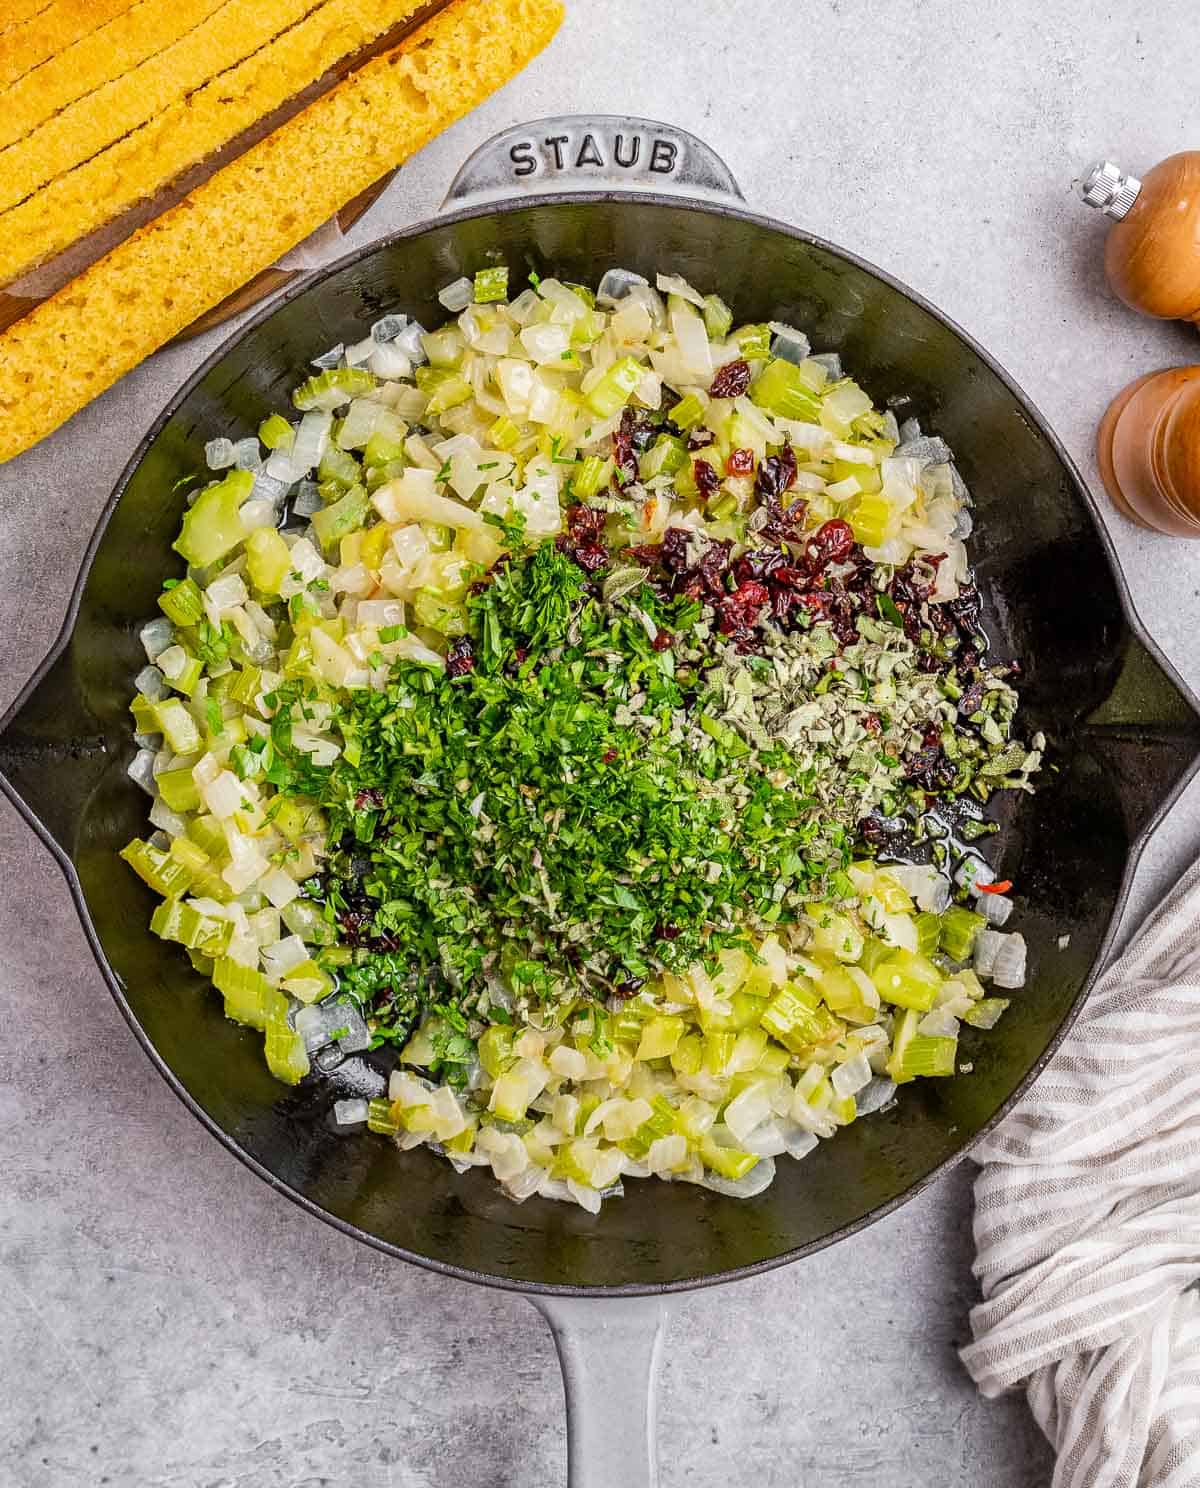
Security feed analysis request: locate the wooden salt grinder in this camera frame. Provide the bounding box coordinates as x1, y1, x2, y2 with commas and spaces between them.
1081, 156, 1200, 533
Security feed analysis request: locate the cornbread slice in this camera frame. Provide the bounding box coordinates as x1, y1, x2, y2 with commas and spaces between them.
0, 0, 564, 462
1, 0, 340, 203
0, 0, 232, 152
0, 0, 142, 90
0, 0, 436, 283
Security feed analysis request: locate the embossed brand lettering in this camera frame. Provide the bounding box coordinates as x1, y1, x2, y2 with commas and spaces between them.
648, 138, 678, 174
575, 133, 604, 168
509, 140, 537, 177
613, 134, 640, 169
544, 135, 569, 170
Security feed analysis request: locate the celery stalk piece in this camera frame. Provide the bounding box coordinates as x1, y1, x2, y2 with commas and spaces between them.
914, 911, 941, 956
213, 957, 273, 1029
173, 470, 253, 567
292, 368, 375, 412
572, 455, 613, 499
638, 434, 687, 481
698, 1135, 759, 1180
871, 949, 942, 1011
623, 1097, 678, 1159
760, 982, 827, 1053
635, 1015, 685, 1061
702, 294, 733, 340
488, 415, 522, 451
749, 359, 822, 420
940, 906, 987, 961
265, 1011, 311, 1085
474, 266, 509, 303
157, 577, 204, 627
244, 527, 292, 596
584, 356, 645, 417
962, 997, 1010, 1030
478, 1025, 515, 1078
156, 766, 201, 813
317, 444, 361, 490
166, 654, 203, 698
670, 1033, 703, 1076
310, 483, 369, 554
887, 1007, 957, 1082
258, 413, 293, 451
666, 391, 707, 430
847, 492, 901, 547
489, 1070, 530, 1122
733, 323, 771, 360
120, 839, 194, 898
367, 1097, 402, 1135
150, 899, 232, 957
152, 698, 201, 755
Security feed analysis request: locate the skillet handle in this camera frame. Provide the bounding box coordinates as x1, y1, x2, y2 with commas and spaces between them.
531, 1294, 669, 1488
0, 639, 106, 864
442, 115, 744, 211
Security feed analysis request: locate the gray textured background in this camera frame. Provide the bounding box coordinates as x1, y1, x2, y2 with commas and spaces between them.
3, 1, 1199, 1483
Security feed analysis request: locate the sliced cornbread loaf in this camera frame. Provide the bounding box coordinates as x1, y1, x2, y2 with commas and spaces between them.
0, 0, 564, 462
0, 0, 436, 283
0, 0, 142, 90
0, 0, 230, 152
1, 0, 340, 203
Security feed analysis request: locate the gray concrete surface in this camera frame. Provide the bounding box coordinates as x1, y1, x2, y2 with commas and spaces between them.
2, 1, 1199, 1482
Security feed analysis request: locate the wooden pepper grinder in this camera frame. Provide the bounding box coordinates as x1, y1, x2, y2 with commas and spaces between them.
1081, 155, 1200, 533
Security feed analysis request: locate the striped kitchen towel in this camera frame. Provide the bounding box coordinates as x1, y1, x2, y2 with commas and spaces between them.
960, 858, 1200, 1487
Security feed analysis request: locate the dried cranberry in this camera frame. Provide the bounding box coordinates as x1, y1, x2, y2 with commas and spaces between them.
445, 637, 475, 676
905, 725, 958, 791
709, 359, 751, 399
660, 527, 692, 571
863, 713, 882, 735
755, 443, 798, 500
651, 630, 673, 652
612, 407, 656, 485
687, 427, 715, 452
771, 564, 807, 588
693, 459, 719, 500
602, 748, 618, 764
725, 447, 755, 477
655, 922, 682, 941
734, 548, 787, 585
625, 542, 664, 568
565, 502, 606, 540
718, 579, 770, 638
804, 518, 856, 573
613, 977, 645, 998
354, 787, 385, 811
958, 679, 985, 716
572, 542, 609, 574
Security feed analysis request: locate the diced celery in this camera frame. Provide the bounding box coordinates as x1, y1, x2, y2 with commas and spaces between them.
258, 413, 293, 451
478, 1024, 515, 1078
699, 1136, 759, 1180
703, 1030, 737, 1075
667, 391, 707, 431
150, 898, 232, 956
872, 949, 942, 1011
914, 912, 941, 956
703, 294, 732, 339
830, 458, 883, 495
940, 906, 987, 962
623, 1096, 677, 1159
670, 1033, 703, 1076
698, 990, 766, 1033
572, 455, 613, 499
156, 766, 200, 812
474, 266, 509, 303
733, 323, 771, 359
152, 698, 201, 754
807, 911, 864, 963
213, 957, 273, 1029
638, 435, 687, 481
761, 982, 835, 1052
962, 997, 1010, 1030
292, 367, 375, 412
281, 959, 334, 1004
131, 694, 161, 734
585, 356, 644, 417
318, 444, 361, 490
266, 1010, 311, 1085
245, 526, 292, 596
417, 370, 473, 415
168, 836, 208, 874
363, 432, 406, 468
367, 1097, 402, 1134
887, 1008, 957, 1082
270, 797, 324, 844
226, 665, 262, 707
120, 839, 194, 898
412, 590, 467, 636
749, 359, 822, 420
158, 577, 203, 627
489, 415, 522, 451
166, 654, 203, 697
310, 483, 369, 554
489, 1070, 530, 1121
173, 470, 253, 566
635, 1015, 684, 1061
847, 492, 901, 548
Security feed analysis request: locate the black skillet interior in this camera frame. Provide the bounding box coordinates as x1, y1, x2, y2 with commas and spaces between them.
4, 198, 1200, 1291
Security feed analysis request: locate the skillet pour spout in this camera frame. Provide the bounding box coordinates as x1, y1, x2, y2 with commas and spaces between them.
3, 112, 1200, 1488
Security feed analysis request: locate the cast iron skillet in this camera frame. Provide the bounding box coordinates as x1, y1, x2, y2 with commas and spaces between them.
3, 118, 1200, 1484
